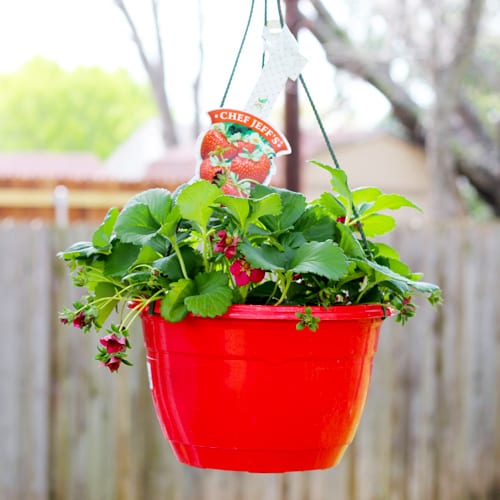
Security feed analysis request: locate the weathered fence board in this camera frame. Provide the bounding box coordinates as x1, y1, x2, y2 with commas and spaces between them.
1, 221, 499, 500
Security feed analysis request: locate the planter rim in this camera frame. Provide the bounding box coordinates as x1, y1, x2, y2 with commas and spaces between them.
145, 302, 393, 321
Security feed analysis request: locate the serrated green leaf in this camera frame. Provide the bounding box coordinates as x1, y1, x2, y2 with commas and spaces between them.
310, 161, 352, 203
104, 242, 140, 277
352, 187, 382, 205
94, 282, 118, 327
362, 193, 422, 217
134, 245, 162, 265
184, 272, 232, 317
217, 195, 250, 227
295, 208, 335, 242
160, 279, 196, 322
92, 207, 119, 250
58, 241, 100, 260
176, 180, 221, 230
153, 247, 203, 280
374, 242, 400, 260
115, 202, 160, 245
123, 188, 172, 225
159, 204, 181, 239
359, 214, 396, 236
275, 190, 306, 228
248, 193, 282, 225
240, 242, 287, 271
336, 223, 365, 258
358, 259, 441, 295
315, 192, 346, 218
289, 241, 348, 280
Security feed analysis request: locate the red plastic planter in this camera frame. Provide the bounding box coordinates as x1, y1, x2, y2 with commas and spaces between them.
140, 304, 389, 473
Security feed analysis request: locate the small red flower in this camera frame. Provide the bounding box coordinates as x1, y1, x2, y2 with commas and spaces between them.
72, 311, 87, 329
99, 333, 127, 354
229, 258, 265, 286
336, 216, 346, 224
102, 356, 121, 373
213, 230, 240, 259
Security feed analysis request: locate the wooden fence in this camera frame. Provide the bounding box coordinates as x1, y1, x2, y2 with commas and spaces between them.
1, 220, 499, 500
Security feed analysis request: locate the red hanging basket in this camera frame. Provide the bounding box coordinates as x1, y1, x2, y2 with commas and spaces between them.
140, 304, 389, 473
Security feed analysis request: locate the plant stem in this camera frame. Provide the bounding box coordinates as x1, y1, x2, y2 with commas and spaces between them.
169, 238, 189, 279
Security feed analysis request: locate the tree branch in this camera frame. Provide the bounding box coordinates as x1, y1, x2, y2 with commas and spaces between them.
302, 0, 500, 215
114, 0, 178, 147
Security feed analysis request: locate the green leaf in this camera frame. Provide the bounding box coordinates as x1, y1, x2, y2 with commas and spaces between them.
159, 204, 181, 239
240, 242, 287, 271
176, 180, 221, 230
295, 208, 335, 242
336, 224, 366, 258
374, 242, 400, 260
134, 245, 162, 265
160, 279, 196, 323
94, 282, 118, 327
58, 241, 100, 260
275, 190, 307, 228
125, 188, 172, 225
104, 242, 140, 277
217, 195, 250, 227
352, 187, 382, 205
184, 272, 233, 318
253, 187, 305, 230
289, 241, 348, 280
315, 192, 346, 218
92, 207, 119, 250
310, 161, 352, 203
115, 202, 160, 245
248, 193, 282, 225
358, 259, 441, 295
359, 214, 396, 236
153, 247, 203, 280
362, 193, 422, 216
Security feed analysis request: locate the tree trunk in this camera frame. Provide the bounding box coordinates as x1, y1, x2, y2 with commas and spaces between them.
284, 0, 302, 192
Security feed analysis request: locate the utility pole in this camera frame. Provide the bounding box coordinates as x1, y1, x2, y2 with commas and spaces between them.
284, 0, 301, 192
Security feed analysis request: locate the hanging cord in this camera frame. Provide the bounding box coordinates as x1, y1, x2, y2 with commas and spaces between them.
221, 0, 372, 257
274, 0, 372, 256
299, 75, 372, 256
220, 0, 256, 107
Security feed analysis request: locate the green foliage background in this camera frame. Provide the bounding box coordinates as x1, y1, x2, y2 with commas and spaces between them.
0, 57, 156, 158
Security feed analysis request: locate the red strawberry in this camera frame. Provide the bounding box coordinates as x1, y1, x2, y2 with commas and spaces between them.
234, 140, 256, 155
229, 151, 271, 184
199, 159, 227, 182
200, 129, 237, 160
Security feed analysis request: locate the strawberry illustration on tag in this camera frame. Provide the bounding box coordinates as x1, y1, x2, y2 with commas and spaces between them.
196, 109, 290, 191
195, 22, 306, 194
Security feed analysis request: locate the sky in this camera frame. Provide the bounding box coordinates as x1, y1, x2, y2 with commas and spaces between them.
0, 0, 389, 129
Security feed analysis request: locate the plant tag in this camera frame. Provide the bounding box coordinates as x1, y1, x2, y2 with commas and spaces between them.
195, 21, 306, 193
245, 23, 307, 118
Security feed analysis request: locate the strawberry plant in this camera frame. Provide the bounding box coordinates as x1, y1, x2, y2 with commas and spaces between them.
59, 161, 442, 371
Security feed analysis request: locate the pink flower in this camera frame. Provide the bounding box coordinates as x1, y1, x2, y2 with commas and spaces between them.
230, 258, 265, 286
102, 356, 121, 373
99, 333, 127, 354
72, 311, 87, 329
213, 230, 240, 259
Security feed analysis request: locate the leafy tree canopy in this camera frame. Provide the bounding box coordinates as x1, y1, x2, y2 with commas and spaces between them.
0, 57, 156, 158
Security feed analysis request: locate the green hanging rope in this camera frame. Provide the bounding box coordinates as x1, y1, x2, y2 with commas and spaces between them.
221, 0, 372, 257
299, 74, 373, 256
